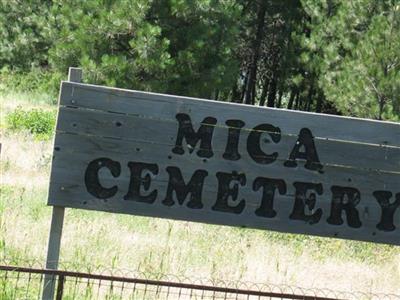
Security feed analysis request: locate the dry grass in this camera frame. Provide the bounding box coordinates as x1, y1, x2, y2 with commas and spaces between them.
0, 134, 52, 188
0, 94, 400, 295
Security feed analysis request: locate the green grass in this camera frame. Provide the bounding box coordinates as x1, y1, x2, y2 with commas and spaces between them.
1, 182, 399, 291
0, 67, 61, 105
0, 86, 399, 296
5, 107, 56, 140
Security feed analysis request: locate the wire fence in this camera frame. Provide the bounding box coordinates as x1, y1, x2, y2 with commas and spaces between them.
1, 264, 399, 300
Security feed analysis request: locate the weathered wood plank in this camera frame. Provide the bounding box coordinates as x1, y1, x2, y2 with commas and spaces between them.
67, 68, 83, 84
48, 161, 397, 228
48, 81, 400, 245
56, 107, 400, 173
51, 132, 400, 193
47, 178, 399, 245
59, 82, 400, 147
51, 151, 400, 207
48, 132, 400, 244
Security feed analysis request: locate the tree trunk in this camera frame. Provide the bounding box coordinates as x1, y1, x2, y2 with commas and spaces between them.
294, 92, 300, 110
214, 89, 219, 101
378, 95, 385, 120
277, 89, 283, 108
306, 85, 314, 111
251, 79, 256, 105
267, 75, 277, 107
231, 81, 241, 103
244, 1, 267, 105
266, 41, 280, 108
287, 89, 296, 109
259, 78, 270, 106
316, 93, 323, 112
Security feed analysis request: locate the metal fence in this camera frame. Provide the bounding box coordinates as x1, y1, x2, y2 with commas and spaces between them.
1, 264, 399, 300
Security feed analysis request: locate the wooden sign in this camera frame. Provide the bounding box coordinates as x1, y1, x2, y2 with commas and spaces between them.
48, 81, 400, 245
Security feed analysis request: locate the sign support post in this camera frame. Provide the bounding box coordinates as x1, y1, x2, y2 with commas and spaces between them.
42, 68, 82, 300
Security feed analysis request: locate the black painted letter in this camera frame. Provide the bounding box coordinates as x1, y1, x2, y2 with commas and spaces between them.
327, 186, 362, 228
373, 191, 400, 232
223, 119, 245, 161
162, 167, 208, 209
172, 113, 217, 158
290, 182, 323, 224
284, 128, 323, 172
212, 172, 246, 214
247, 124, 281, 164
85, 158, 121, 199
253, 177, 286, 218
124, 162, 159, 203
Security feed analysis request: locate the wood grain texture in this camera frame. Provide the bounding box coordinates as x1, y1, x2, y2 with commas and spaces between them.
59, 82, 400, 147
48, 134, 397, 222
56, 106, 400, 173
67, 68, 82, 83
43, 67, 82, 300
48, 177, 398, 245
48, 82, 400, 245
51, 133, 399, 191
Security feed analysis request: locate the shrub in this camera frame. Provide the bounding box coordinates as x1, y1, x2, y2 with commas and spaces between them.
6, 107, 56, 139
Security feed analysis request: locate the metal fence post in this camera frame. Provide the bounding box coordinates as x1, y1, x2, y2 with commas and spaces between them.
56, 274, 65, 300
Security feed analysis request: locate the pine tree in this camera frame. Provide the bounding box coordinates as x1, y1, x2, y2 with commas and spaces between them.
299, 0, 400, 120
0, 0, 53, 70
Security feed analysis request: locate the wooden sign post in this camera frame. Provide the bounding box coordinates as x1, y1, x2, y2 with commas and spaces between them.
43, 67, 400, 298
42, 68, 82, 300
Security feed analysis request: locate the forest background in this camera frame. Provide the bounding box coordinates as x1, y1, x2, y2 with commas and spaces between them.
1, 0, 399, 120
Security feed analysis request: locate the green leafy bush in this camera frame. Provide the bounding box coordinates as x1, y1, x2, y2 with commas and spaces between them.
6, 107, 56, 139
